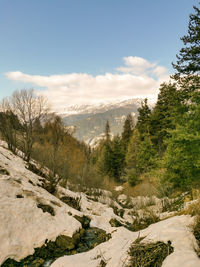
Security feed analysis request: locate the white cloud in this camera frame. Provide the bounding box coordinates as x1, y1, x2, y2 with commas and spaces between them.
117, 56, 156, 75
5, 56, 170, 112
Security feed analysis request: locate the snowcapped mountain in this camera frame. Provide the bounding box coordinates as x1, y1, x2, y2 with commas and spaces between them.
59, 98, 143, 116
60, 98, 151, 143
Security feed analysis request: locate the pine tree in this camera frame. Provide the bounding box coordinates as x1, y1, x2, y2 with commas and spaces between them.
125, 129, 141, 185
121, 113, 134, 151
105, 120, 111, 141
150, 82, 181, 153
96, 120, 112, 176
173, 4, 200, 75
96, 143, 112, 176
136, 98, 151, 140
125, 129, 157, 186
163, 94, 200, 190
110, 135, 125, 182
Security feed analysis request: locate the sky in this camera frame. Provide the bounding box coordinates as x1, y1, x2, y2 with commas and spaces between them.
0, 0, 199, 111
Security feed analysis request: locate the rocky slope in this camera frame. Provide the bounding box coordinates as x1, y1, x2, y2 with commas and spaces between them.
0, 141, 200, 267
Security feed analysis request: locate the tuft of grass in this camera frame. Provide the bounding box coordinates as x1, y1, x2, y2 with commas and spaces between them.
125, 214, 160, 232
127, 240, 174, 267
162, 195, 185, 213
179, 199, 200, 217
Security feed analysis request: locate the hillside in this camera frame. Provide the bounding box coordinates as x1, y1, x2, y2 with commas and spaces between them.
0, 141, 200, 267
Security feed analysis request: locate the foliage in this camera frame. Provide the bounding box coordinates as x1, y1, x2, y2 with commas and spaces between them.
136, 98, 151, 140
125, 129, 157, 185
109, 136, 125, 181
163, 94, 200, 190
150, 82, 181, 154
173, 3, 200, 75
121, 113, 134, 151
0, 110, 21, 153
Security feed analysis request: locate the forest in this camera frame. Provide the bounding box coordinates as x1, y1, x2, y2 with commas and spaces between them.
1, 3, 200, 200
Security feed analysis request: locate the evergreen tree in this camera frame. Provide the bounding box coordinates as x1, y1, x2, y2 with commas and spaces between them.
150, 82, 181, 154
110, 135, 125, 182
125, 129, 141, 185
125, 129, 157, 185
136, 98, 151, 140
96, 143, 112, 176
121, 113, 134, 151
136, 135, 157, 174
96, 120, 112, 176
163, 94, 200, 190
105, 120, 111, 141
173, 3, 200, 75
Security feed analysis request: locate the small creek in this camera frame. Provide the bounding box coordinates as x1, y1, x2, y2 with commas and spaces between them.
2, 227, 111, 267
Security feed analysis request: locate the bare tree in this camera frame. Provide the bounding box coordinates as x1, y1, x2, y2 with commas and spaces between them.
1, 89, 49, 161
41, 114, 66, 193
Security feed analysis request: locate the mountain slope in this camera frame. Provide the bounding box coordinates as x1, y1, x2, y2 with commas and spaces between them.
62, 99, 143, 142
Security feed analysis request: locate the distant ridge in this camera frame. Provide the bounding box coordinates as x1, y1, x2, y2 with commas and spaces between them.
60, 98, 151, 143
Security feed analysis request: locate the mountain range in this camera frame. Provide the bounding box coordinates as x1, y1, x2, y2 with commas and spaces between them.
60, 98, 146, 144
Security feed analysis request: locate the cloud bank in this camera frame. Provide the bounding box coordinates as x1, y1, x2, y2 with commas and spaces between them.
6, 56, 170, 112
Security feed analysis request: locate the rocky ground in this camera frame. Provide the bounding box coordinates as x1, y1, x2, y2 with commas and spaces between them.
0, 141, 200, 267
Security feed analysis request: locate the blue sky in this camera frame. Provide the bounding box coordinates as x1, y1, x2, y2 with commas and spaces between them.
0, 0, 199, 110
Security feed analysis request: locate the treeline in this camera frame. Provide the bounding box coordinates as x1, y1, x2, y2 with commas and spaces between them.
92, 78, 200, 192
1, 3, 200, 195
92, 3, 200, 193
0, 89, 95, 192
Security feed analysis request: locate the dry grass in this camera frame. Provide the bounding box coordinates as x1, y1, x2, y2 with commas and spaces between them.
127, 239, 174, 267
179, 199, 200, 216
123, 180, 157, 198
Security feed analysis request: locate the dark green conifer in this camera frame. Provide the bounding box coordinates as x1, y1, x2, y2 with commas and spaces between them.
173, 4, 200, 75
136, 98, 151, 140
121, 113, 134, 151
